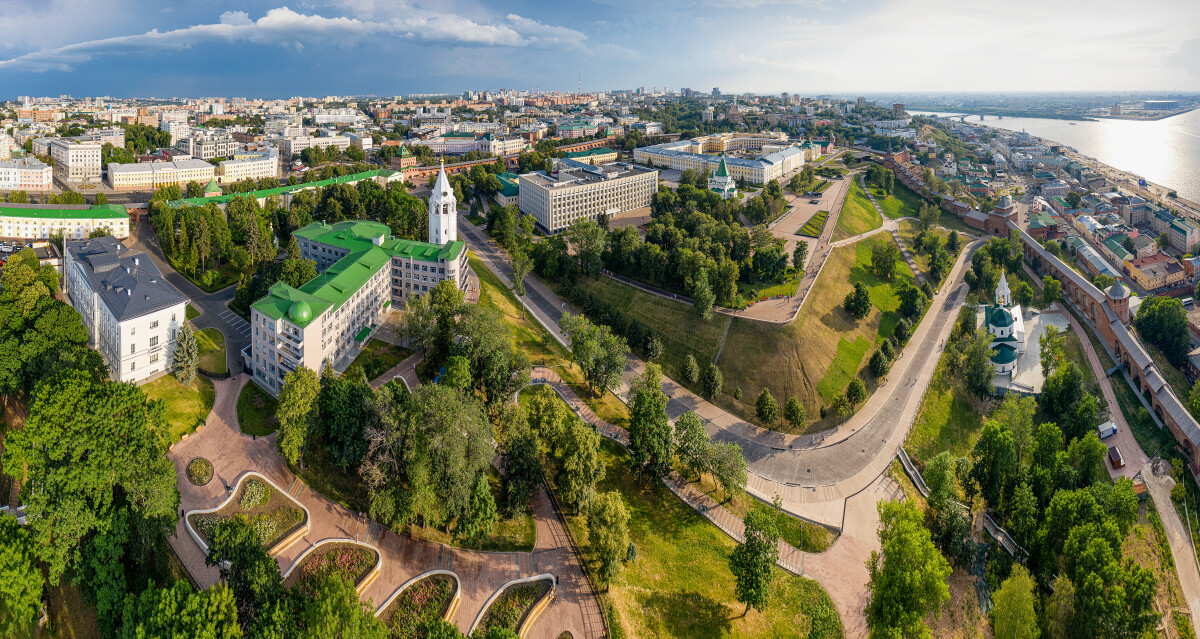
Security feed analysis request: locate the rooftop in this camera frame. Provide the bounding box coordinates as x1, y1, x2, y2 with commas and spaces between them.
65, 236, 187, 322
0, 203, 128, 221
520, 159, 655, 190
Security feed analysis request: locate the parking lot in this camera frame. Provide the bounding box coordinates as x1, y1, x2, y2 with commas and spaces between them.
218, 309, 251, 339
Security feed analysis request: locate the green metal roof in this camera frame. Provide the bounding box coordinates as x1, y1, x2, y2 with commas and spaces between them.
496, 173, 520, 198
167, 169, 393, 208
714, 157, 730, 178
0, 203, 128, 220
250, 281, 333, 326
202, 178, 222, 194
292, 220, 464, 263
991, 343, 1018, 364
989, 306, 1014, 327
353, 326, 371, 343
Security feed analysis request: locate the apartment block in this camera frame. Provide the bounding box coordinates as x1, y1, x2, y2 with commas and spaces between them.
50, 139, 102, 183
0, 203, 129, 240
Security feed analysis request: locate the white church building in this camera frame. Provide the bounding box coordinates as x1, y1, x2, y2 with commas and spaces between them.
980, 271, 1069, 395
244, 163, 470, 395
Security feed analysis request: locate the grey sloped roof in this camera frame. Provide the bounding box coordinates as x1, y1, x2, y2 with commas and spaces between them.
1111, 320, 1153, 370
66, 237, 188, 322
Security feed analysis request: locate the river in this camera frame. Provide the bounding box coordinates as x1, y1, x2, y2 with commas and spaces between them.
910, 109, 1200, 203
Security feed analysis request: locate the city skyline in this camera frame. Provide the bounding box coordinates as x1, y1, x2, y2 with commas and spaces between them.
2, 0, 1200, 97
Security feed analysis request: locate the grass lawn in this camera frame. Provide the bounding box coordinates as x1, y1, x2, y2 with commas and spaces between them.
571, 274, 729, 399
798, 210, 830, 238
896, 220, 950, 277
186, 304, 202, 321
905, 340, 991, 464
683, 470, 835, 553
143, 375, 215, 445
717, 234, 915, 432
935, 211, 978, 236
1136, 330, 1192, 400
344, 339, 412, 382
407, 466, 536, 552
1123, 501, 1189, 623
289, 439, 369, 513
167, 258, 240, 293
471, 254, 629, 428
466, 214, 487, 226
567, 438, 842, 639
867, 181, 925, 220
195, 328, 227, 375
832, 177, 882, 242
34, 581, 100, 639
236, 380, 279, 436
738, 275, 800, 302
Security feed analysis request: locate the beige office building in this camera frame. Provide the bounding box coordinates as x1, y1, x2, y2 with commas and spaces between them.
107, 159, 216, 191
519, 159, 657, 233
50, 139, 102, 183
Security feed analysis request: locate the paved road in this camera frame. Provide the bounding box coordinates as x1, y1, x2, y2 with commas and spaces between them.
128, 211, 249, 372
460, 209, 984, 636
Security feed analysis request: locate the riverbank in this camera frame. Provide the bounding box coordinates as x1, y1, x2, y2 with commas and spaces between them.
1089, 105, 1200, 122
907, 106, 1093, 121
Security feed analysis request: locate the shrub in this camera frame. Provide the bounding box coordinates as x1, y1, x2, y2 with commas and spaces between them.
384, 575, 454, 638
733, 387, 742, 400
294, 544, 375, 597
194, 515, 223, 539
482, 582, 545, 632
186, 457, 213, 486
239, 479, 270, 510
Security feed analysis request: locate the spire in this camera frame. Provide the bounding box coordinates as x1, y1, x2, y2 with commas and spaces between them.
433, 159, 451, 198
715, 156, 729, 178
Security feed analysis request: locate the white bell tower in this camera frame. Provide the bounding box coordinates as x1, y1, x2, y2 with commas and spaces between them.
428, 161, 457, 245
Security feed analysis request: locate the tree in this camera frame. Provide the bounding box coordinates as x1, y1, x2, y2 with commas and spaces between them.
992, 565, 1039, 639
971, 421, 1018, 508
499, 422, 542, 516
701, 363, 723, 399
674, 411, 710, 479
870, 240, 900, 280
206, 518, 283, 628
844, 282, 871, 320
869, 349, 891, 378
565, 219, 608, 277
277, 366, 320, 467
1039, 324, 1065, 380
963, 329, 996, 397
509, 250, 533, 297
866, 501, 951, 638
846, 378, 866, 407
755, 388, 779, 424
1158, 231, 1170, 250
0, 514, 43, 637
792, 241, 808, 270
629, 364, 673, 481
1064, 191, 1082, 209
588, 491, 630, 582
560, 314, 628, 396
693, 268, 715, 321
1041, 276, 1062, 306
550, 416, 604, 511
173, 322, 199, 387
683, 354, 700, 385
443, 355, 472, 392
292, 573, 387, 639
1044, 575, 1076, 639
709, 441, 747, 500
457, 472, 497, 542
729, 508, 779, 615
3, 370, 177, 582
784, 397, 806, 430
896, 281, 926, 318
117, 582, 241, 639
1013, 281, 1034, 308
1134, 296, 1191, 367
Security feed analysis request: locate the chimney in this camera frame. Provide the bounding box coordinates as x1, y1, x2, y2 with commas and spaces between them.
134, 257, 139, 266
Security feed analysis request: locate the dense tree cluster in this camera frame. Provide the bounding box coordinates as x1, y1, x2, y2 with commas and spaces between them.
965, 235, 1025, 294
1134, 295, 1190, 368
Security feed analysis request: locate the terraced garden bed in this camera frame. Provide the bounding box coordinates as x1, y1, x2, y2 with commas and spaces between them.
284, 541, 379, 595
187, 476, 306, 553
476, 579, 552, 635
378, 573, 457, 638
797, 210, 830, 237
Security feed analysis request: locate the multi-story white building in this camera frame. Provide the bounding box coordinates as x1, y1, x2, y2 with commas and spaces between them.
244, 165, 468, 396
633, 132, 805, 184
107, 159, 216, 191
519, 158, 657, 233
176, 134, 239, 160
64, 237, 189, 384
0, 203, 129, 240
216, 148, 279, 184
280, 135, 351, 158
0, 133, 12, 161
50, 139, 102, 183
0, 157, 54, 191
159, 117, 190, 145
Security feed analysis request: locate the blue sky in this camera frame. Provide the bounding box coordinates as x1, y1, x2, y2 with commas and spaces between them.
1, 0, 1199, 98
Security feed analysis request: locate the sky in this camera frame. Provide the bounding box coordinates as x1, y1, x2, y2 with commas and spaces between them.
1, 0, 1200, 98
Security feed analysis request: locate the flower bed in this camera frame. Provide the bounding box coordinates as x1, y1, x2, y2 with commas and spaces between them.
379, 574, 456, 638
478, 580, 551, 634
187, 476, 306, 552
186, 458, 213, 486
285, 542, 378, 596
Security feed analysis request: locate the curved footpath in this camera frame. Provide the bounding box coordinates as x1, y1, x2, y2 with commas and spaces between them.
167, 375, 604, 639
460, 210, 983, 636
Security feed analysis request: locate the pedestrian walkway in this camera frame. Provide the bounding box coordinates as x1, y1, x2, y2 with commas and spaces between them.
858, 173, 925, 286
167, 375, 600, 639
369, 350, 424, 391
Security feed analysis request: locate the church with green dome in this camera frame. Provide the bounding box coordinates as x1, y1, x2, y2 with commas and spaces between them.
985, 271, 1026, 377
244, 164, 469, 396
980, 270, 1070, 395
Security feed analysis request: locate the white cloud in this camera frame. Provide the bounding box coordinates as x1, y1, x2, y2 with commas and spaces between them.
0, 4, 591, 72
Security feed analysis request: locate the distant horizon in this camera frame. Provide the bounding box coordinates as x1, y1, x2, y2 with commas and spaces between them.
2, 0, 1198, 97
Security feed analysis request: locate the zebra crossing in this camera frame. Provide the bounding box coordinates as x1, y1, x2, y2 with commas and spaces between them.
218, 309, 251, 338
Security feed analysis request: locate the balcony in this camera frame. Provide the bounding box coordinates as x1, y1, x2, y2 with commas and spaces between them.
278, 339, 302, 360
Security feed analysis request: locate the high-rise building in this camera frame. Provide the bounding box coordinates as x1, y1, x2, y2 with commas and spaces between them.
892, 103, 905, 118
857, 97, 867, 108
